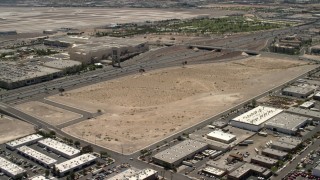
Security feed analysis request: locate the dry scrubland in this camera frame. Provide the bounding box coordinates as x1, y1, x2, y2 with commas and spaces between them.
0, 7, 237, 33
0, 115, 35, 144
15, 101, 82, 125
48, 56, 316, 153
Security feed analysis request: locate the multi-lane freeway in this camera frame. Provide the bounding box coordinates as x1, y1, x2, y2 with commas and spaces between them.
0, 20, 319, 179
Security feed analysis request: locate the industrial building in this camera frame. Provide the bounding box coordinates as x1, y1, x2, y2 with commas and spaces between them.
250, 155, 278, 168
0, 62, 63, 89
6, 134, 43, 150
29, 175, 58, 180
54, 154, 97, 177
300, 101, 315, 109
0, 157, 26, 178
38, 138, 80, 159
261, 148, 288, 160
206, 160, 235, 172
313, 92, 320, 101
271, 141, 296, 152
230, 106, 283, 132
202, 166, 226, 177
265, 112, 311, 135
282, 86, 314, 98
211, 121, 228, 128
152, 140, 207, 168
277, 136, 302, 147
17, 146, 57, 168
313, 164, 320, 177
206, 130, 236, 144
108, 168, 158, 180
286, 107, 320, 121
228, 163, 272, 180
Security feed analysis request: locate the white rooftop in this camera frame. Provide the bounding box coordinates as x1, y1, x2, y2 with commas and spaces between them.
55, 154, 96, 173
203, 166, 225, 176
6, 134, 43, 148
0, 157, 26, 176
300, 101, 315, 108
17, 146, 57, 165
29, 175, 57, 180
127, 168, 158, 180
207, 130, 236, 142
232, 106, 283, 125
38, 138, 80, 157
108, 168, 157, 180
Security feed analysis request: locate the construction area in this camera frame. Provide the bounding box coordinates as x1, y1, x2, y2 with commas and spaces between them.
43, 56, 317, 154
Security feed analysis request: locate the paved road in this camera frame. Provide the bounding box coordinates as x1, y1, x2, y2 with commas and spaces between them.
275, 139, 320, 180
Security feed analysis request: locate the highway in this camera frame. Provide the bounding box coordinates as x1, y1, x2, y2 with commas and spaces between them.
0, 20, 319, 179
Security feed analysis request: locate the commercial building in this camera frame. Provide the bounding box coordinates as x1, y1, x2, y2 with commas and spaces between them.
228, 163, 271, 180
313, 164, 320, 177
206, 160, 235, 172
202, 166, 226, 177
261, 148, 288, 160
152, 140, 207, 168
40, 53, 82, 74
271, 141, 296, 152
206, 130, 236, 144
286, 107, 320, 121
0, 62, 62, 89
230, 106, 283, 132
211, 121, 228, 128
265, 112, 311, 135
277, 136, 302, 147
17, 146, 57, 168
6, 134, 43, 150
250, 155, 278, 168
300, 101, 315, 109
38, 138, 80, 158
54, 154, 97, 177
0, 157, 26, 178
45, 36, 149, 64
29, 175, 58, 180
282, 86, 314, 98
108, 168, 158, 180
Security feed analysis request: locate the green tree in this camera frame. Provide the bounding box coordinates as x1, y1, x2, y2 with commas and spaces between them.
74, 141, 80, 146
45, 169, 50, 177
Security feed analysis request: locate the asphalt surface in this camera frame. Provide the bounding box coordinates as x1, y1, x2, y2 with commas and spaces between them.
275, 139, 320, 180
0, 20, 319, 180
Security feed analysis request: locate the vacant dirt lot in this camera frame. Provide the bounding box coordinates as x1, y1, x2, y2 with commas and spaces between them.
0, 7, 237, 33
48, 56, 317, 154
15, 101, 82, 125
0, 115, 35, 144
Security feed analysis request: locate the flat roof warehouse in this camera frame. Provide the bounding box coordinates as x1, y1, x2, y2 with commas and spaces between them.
232, 106, 283, 125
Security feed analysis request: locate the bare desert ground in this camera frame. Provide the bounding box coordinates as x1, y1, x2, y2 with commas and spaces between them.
48, 56, 317, 153
15, 101, 82, 125
0, 115, 35, 144
0, 7, 238, 33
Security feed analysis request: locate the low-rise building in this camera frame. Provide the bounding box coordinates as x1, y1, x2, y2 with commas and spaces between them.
29, 175, 58, 180
313, 164, 320, 177
54, 154, 97, 177
250, 155, 278, 168
108, 168, 158, 180
265, 112, 311, 135
206, 130, 236, 144
261, 148, 288, 160
277, 136, 302, 146
152, 140, 207, 168
228, 163, 271, 180
38, 138, 80, 159
286, 107, 320, 121
300, 101, 315, 109
282, 86, 314, 98
0, 157, 26, 178
230, 106, 283, 132
202, 166, 226, 177
17, 146, 57, 168
6, 134, 43, 150
271, 141, 296, 152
